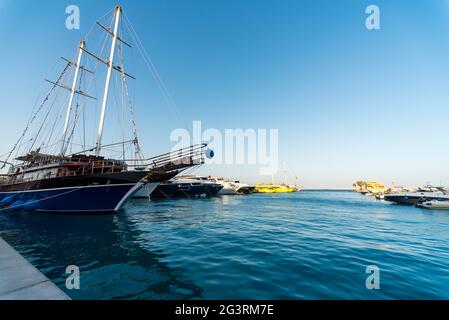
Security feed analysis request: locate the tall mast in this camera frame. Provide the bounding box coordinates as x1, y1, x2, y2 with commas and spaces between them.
60, 40, 85, 156
95, 6, 121, 156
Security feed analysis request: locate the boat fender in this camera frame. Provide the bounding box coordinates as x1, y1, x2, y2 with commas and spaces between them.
205, 148, 214, 159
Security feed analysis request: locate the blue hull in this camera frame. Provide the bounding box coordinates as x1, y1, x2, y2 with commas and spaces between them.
0, 184, 140, 213
150, 183, 223, 199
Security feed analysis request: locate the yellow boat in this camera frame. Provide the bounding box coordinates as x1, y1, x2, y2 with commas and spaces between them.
254, 184, 298, 193
352, 180, 385, 194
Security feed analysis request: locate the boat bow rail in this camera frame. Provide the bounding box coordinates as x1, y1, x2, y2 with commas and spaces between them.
128, 144, 208, 173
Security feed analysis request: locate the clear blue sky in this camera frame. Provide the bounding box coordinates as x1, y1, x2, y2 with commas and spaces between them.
1, 0, 448, 188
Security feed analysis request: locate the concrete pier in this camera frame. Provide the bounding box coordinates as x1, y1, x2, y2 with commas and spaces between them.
0, 237, 70, 300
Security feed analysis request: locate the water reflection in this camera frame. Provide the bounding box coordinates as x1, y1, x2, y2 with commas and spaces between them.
0, 209, 203, 300
2, 191, 449, 299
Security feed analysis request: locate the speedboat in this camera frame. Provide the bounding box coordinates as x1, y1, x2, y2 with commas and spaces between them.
149, 178, 223, 200
374, 192, 384, 200
172, 176, 255, 195
207, 177, 255, 195
418, 200, 449, 210
384, 185, 449, 205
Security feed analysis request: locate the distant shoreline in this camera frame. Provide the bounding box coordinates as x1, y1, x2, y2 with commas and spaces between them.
302, 188, 353, 191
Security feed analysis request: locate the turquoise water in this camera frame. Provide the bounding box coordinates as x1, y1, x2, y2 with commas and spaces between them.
1, 191, 449, 299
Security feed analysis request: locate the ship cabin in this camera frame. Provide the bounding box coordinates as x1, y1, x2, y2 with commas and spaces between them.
1, 152, 127, 186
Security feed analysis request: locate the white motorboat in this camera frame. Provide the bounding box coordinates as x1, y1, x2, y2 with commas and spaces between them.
208, 177, 255, 195
177, 176, 255, 195
150, 177, 222, 199
384, 185, 449, 205
418, 200, 449, 210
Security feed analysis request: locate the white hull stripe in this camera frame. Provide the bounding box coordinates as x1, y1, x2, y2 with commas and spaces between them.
36, 209, 116, 213
115, 182, 145, 211
0, 183, 136, 195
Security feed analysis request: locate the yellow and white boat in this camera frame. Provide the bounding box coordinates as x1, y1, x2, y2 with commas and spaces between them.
254, 184, 298, 193
255, 163, 301, 193
353, 180, 386, 196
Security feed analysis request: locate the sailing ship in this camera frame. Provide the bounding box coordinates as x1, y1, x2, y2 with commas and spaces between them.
0, 6, 207, 213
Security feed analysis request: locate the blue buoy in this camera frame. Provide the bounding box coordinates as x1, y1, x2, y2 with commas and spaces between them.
205, 148, 214, 159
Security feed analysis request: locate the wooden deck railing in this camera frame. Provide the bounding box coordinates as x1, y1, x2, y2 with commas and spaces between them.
0, 144, 207, 186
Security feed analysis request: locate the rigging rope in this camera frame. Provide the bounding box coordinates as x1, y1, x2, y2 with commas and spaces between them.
117, 37, 144, 162
1, 62, 71, 168
122, 13, 188, 130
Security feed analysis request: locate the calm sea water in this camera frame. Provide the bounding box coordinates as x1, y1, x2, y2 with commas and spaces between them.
1, 190, 449, 299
